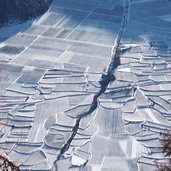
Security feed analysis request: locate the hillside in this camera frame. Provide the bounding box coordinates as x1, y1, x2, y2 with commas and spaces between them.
1, 0, 171, 170
0, 0, 52, 26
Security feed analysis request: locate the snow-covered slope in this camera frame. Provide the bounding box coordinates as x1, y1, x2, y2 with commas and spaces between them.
1, 0, 171, 171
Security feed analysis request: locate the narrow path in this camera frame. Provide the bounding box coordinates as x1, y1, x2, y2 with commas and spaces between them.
53, 0, 130, 170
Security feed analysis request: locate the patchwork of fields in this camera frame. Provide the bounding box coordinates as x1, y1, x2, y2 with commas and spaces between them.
1, 0, 171, 170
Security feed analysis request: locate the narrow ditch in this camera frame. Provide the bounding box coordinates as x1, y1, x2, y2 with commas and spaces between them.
53, 0, 130, 170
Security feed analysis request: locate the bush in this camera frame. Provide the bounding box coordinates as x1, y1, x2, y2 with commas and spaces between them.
155, 131, 171, 171
0, 154, 19, 171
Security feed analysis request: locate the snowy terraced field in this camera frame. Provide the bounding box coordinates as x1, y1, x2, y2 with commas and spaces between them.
1, 0, 171, 170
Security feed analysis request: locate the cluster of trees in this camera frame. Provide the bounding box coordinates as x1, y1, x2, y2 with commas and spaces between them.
0, 0, 52, 26
0, 0, 11, 25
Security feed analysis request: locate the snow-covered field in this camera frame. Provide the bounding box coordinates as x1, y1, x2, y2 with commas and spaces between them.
1, 0, 171, 170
